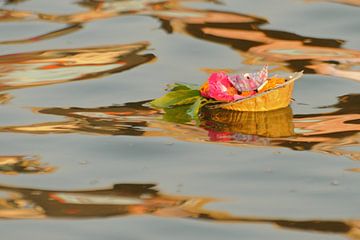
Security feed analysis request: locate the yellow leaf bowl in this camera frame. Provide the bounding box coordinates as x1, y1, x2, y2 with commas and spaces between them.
211, 72, 303, 112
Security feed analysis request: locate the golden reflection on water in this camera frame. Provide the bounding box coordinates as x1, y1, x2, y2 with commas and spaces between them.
0, 41, 155, 91
305, 0, 360, 7
149, 1, 360, 81
0, 93, 12, 104
0, 24, 83, 45
0, 0, 359, 82
0, 155, 55, 175
0, 95, 358, 160
0, 183, 359, 239
201, 107, 295, 138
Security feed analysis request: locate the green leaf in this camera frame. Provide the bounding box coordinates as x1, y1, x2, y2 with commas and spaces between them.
174, 95, 200, 105
166, 83, 199, 91
150, 90, 200, 108
163, 105, 193, 124
187, 97, 203, 121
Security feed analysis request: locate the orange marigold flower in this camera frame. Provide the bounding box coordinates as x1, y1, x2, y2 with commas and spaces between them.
258, 77, 286, 93
240, 90, 256, 97
200, 82, 210, 98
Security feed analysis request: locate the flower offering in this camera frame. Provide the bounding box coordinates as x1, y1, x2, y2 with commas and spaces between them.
150, 66, 303, 120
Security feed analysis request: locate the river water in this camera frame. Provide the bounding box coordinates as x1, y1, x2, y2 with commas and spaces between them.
0, 0, 359, 239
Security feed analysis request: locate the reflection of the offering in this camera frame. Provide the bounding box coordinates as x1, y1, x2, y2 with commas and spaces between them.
0, 95, 358, 160
201, 107, 295, 139
1, 0, 359, 81
0, 183, 359, 239
0, 41, 155, 91
0, 155, 55, 175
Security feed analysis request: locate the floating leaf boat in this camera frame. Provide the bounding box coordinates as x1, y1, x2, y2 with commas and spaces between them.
209, 72, 303, 112
150, 67, 303, 121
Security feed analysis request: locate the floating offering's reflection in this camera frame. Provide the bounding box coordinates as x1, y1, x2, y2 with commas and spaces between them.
0, 94, 358, 160
0, 155, 55, 175
0, 183, 359, 239
0, 41, 155, 91
201, 107, 295, 139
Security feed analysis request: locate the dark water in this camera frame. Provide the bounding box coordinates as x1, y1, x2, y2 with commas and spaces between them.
0, 0, 359, 239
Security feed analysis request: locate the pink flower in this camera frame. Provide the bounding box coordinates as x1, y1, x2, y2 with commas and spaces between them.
205, 72, 239, 102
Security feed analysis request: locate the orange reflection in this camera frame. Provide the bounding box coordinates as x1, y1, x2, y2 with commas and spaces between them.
280, 94, 360, 160
0, 41, 155, 91
1, 0, 359, 81
0, 183, 359, 239
0, 94, 358, 160
0, 93, 12, 104
0, 155, 55, 175
0, 24, 83, 45
0, 8, 33, 22
148, 1, 360, 82
305, 0, 360, 7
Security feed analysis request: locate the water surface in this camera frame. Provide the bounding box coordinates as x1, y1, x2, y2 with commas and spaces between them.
0, 0, 359, 239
